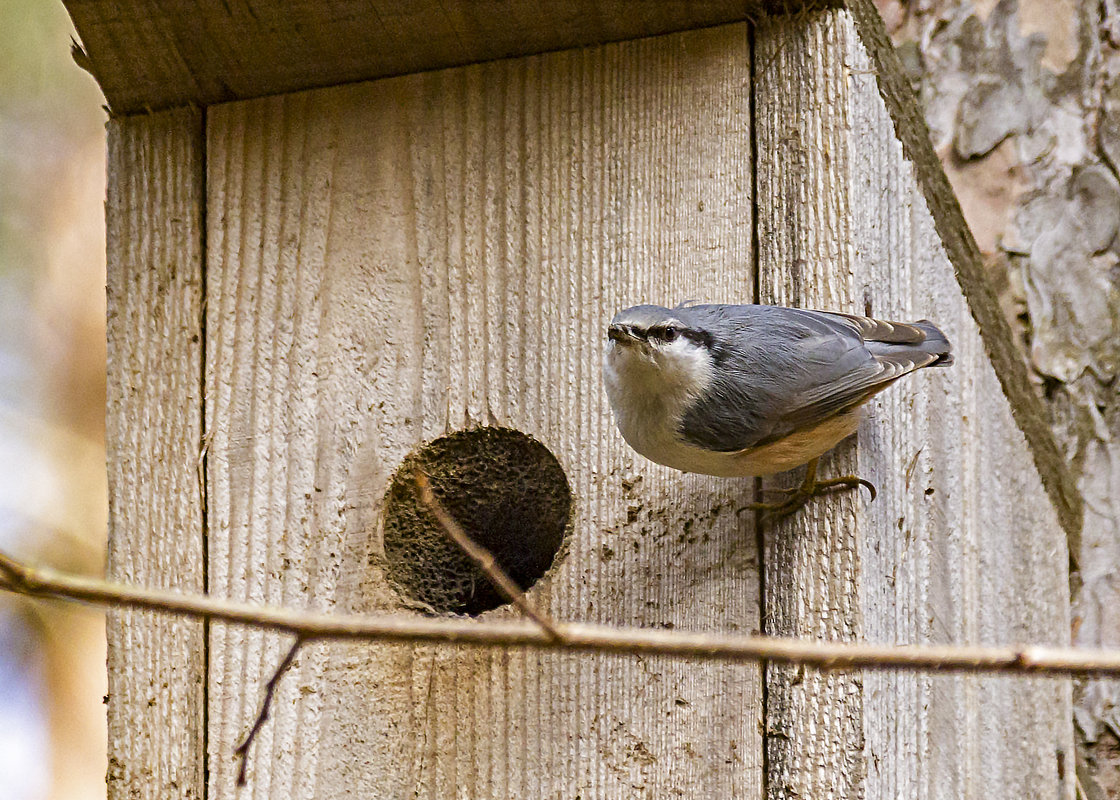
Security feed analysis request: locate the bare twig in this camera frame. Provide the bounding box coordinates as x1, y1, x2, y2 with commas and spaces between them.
5, 548, 1120, 676
413, 468, 563, 641
234, 635, 304, 786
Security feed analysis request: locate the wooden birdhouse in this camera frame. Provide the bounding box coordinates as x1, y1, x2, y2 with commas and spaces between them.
65, 0, 1080, 797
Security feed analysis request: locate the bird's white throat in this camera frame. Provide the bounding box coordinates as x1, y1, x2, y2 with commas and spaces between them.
603, 339, 714, 464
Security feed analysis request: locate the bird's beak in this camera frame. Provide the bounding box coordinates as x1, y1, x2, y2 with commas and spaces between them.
608, 323, 640, 345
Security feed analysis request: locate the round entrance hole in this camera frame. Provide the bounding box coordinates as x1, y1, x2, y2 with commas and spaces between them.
381, 427, 571, 616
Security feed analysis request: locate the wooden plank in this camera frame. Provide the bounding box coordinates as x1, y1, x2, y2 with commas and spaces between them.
62, 0, 836, 116
204, 24, 760, 798
104, 109, 206, 799
754, 10, 1074, 800
844, 0, 1082, 545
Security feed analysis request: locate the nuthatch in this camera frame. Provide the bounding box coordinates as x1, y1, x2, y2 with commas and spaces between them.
603, 303, 952, 517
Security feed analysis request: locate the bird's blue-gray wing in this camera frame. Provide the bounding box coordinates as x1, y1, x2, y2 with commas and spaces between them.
678, 305, 950, 453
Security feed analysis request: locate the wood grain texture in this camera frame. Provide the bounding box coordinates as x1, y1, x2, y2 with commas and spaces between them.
62, 0, 826, 115
844, 0, 1082, 544
755, 10, 1073, 800
105, 109, 206, 800
204, 24, 760, 798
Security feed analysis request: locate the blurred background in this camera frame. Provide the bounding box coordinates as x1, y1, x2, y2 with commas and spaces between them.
0, 2, 109, 799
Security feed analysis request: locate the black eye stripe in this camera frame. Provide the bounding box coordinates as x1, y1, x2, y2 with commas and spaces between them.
645, 325, 708, 346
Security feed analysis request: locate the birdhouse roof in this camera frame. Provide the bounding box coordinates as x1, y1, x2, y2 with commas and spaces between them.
63, 0, 823, 115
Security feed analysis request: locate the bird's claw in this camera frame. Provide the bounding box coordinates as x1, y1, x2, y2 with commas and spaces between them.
813, 474, 877, 502
737, 461, 876, 521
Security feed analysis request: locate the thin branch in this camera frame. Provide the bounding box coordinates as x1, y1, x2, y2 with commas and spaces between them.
413, 468, 563, 641
3, 548, 1120, 676
234, 635, 304, 786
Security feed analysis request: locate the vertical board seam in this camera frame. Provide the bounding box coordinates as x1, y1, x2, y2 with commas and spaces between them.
747, 20, 771, 800
198, 104, 211, 800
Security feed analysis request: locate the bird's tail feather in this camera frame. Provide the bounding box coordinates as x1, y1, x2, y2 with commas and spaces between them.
864, 319, 953, 370
912, 320, 953, 366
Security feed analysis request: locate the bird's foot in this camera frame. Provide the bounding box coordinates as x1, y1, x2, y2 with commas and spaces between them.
739, 459, 876, 521
811, 474, 877, 501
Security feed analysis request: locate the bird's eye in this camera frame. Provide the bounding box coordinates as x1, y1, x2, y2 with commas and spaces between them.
661, 326, 679, 342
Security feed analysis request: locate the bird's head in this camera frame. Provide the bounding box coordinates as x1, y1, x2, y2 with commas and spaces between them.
604, 305, 714, 398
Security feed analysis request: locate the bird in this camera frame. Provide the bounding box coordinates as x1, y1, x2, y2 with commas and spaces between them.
602, 302, 953, 518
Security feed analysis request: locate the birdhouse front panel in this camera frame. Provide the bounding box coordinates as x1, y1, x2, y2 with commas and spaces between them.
95, 7, 1078, 800
202, 23, 762, 798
